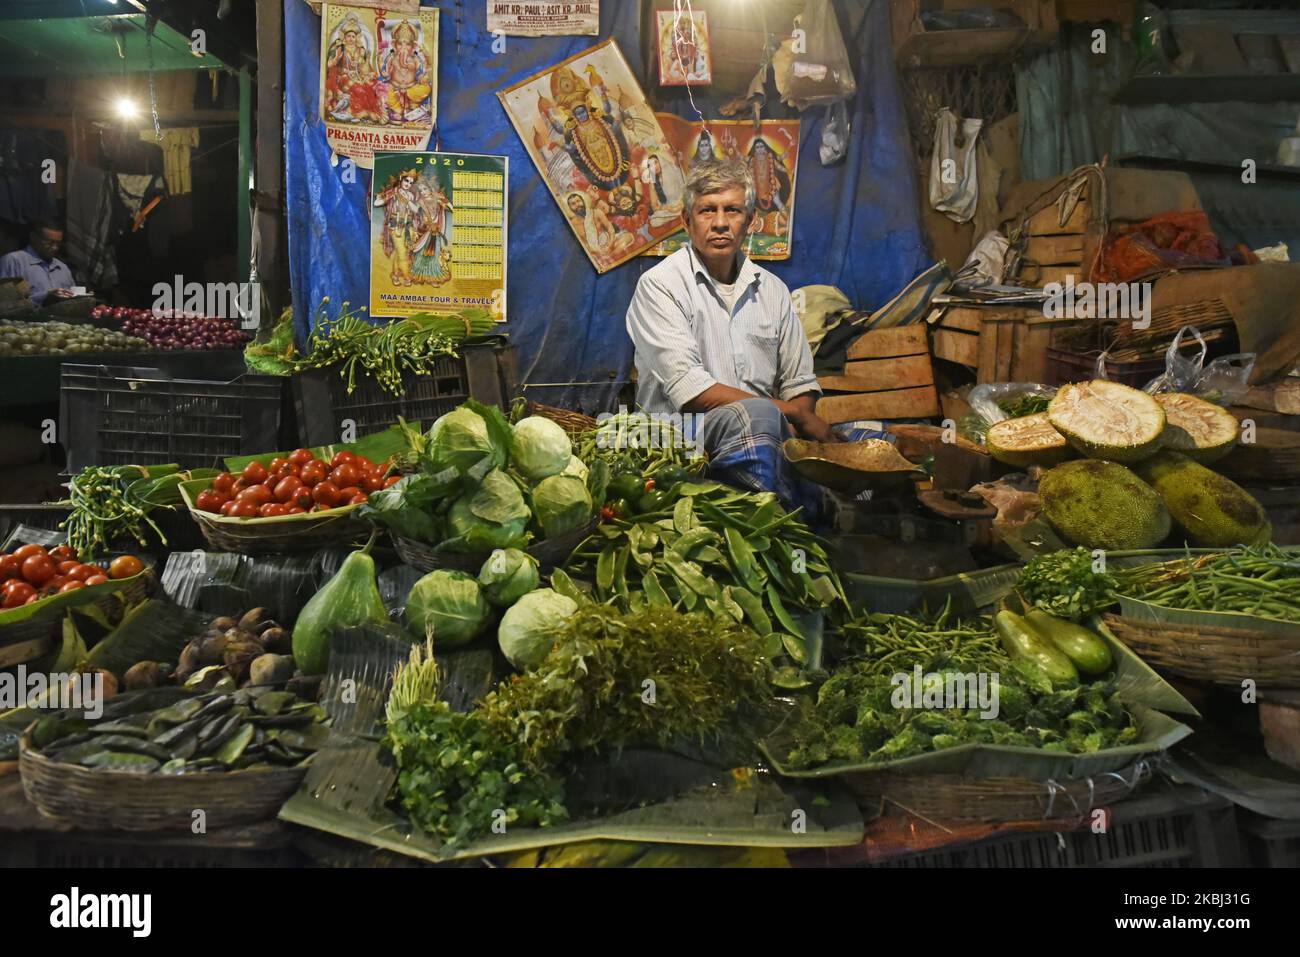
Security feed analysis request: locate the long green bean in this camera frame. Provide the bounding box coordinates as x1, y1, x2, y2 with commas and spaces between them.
1115, 545, 1300, 623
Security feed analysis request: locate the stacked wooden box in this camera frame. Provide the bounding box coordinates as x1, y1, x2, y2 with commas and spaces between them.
815, 325, 941, 424
931, 302, 1085, 385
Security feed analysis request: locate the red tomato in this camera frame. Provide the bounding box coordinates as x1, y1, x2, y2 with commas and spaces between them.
362, 474, 386, 493
13, 543, 47, 562
229, 501, 260, 518
330, 463, 360, 489
274, 476, 304, 503
330, 450, 357, 468
23, 593, 41, 605
352, 455, 376, 473
0, 554, 22, 580
286, 505, 306, 515
57, 560, 80, 576
288, 447, 316, 467
311, 481, 340, 508
336, 486, 362, 502
268, 457, 290, 474
195, 489, 228, 514
21, 555, 57, 587
241, 461, 269, 485
220, 500, 239, 517
49, 545, 76, 562
108, 555, 144, 579
259, 502, 282, 517
231, 478, 251, 496
375, 459, 394, 476
69, 564, 99, 582
3, 582, 35, 607
383, 475, 403, 488
59, 580, 85, 593
294, 489, 314, 510
348, 492, 368, 505
84, 574, 109, 587
212, 473, 236, 495
299, 461, 329, 487
237, 485, 274, 507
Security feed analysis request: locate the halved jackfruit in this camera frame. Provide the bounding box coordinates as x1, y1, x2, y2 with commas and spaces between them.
986, 413, 1071, 468
1155, 393, 1238, 464
1047, 380, 1165, 463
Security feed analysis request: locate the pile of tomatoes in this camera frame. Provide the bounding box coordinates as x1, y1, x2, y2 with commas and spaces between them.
194, 448, 401, 519
1, 546, 144, 609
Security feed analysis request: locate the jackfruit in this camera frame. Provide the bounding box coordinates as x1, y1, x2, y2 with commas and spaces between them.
1038, 459, 1171, 550
986, 413, 1071, 467
1154, 393, 1238, 464
1133, 450, 1269, 547
1048, 380, 1165, 463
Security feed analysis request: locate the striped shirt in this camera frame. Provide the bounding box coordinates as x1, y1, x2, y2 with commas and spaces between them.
625, 244, 819, 413
0, 246, 75, 306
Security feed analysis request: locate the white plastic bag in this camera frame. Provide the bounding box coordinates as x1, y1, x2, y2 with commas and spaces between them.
969, 382, 1057, 427
1137, 325, 1256, 404
929, 108, 983, 223
779, 0, 857, 109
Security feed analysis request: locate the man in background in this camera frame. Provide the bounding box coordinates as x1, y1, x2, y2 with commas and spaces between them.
0, 220, 79, 307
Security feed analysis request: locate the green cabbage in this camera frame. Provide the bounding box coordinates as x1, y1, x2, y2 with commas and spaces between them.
426, 407, 492, 475
477, 548, 540, 608
511, 416, 572, 481
443, 469, 531, 553
406, 569, 491, 648
531, 474, 592, 539
560, 455, 589, 483
498, 588, 577, 669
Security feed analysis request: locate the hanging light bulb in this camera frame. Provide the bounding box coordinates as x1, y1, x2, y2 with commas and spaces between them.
114, 97, 140, 120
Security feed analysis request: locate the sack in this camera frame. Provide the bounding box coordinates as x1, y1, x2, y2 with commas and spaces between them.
778, 0, 857, 108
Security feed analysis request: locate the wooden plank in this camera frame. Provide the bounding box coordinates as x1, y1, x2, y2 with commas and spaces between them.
1025, 198, 1089, 236
1011, 319, 1053, 383
1024, 233, 1084, 265
816, 386, 941, 424
821, 354, 934, 393
931, 328, 979, 368
936, 307, 981, 333
845, 324, 928, 360
1015, 264, 1084, 288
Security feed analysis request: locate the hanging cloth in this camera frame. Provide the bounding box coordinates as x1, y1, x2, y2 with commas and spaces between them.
141, 127, 200, 195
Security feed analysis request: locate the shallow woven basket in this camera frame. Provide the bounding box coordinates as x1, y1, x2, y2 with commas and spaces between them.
0, 567, 155, 665
526, 401, 599, 438
393, 518, 598, 574
19, 729, 307, 831
190, 508, 369, 556
854, 761, 1152, 825
1102, 612, 1300, 688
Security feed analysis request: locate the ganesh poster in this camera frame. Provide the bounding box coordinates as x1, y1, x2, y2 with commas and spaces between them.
497, 39, 686, 273
320, 4, 438, 169
645, 115, 799, 261
369, 151, 509, 321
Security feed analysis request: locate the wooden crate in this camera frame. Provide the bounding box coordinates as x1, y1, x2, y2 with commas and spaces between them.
816, 324, 939, 424
931, 304, 1084, 384
892, 0, 1058, 67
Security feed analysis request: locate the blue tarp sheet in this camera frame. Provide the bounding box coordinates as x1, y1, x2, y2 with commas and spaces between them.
285, 0, 927, 413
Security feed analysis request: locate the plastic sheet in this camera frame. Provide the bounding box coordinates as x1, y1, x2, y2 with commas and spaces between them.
159, 550, 322, 625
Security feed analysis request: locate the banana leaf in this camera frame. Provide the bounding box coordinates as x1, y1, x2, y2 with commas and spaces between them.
1116, 594, 1300, 638
506, 841, 790, 868
761, 619, 1197, 783
0, 561, 155, 628
84, 599, 211, 679
222, 423, 414, 474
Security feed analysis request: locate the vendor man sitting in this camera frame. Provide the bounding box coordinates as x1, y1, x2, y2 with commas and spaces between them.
625, 160, 838, 515
0, 220, 79, 307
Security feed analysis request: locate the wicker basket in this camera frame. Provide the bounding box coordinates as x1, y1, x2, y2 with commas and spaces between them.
526, 401, 599, 437
854, 761, 1153, 824
189, 507, 369, 555
19, 729, 307, 831
393, 518, 598, 574
1102, 612, 1300, 688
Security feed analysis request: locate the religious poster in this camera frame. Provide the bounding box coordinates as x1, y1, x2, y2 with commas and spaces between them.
497, 39, 686, 273
487, 1, 599, 37
369, 151, 509, 321
656, 9, 712, 86
320, 4, 438, 169
646, 115, 799, 261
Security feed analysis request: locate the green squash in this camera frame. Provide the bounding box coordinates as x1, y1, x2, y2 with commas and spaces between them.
292, 551, 390, 676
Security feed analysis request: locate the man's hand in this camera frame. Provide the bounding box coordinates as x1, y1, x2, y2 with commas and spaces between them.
796, 412, 843, 444
44, 288, 78, 304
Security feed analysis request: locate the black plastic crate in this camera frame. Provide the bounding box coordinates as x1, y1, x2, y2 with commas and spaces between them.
293, 342, 511, 447
1238, 813, 1300, 868
60, 365, 284, 473
866, 786, 1241, 868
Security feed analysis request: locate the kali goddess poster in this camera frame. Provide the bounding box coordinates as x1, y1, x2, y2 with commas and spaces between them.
497, 39, 686, 273
320, 4, 438, 169
646, 115, 799, 260
369, 151, 509, 320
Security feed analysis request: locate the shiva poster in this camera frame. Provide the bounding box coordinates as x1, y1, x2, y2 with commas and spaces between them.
645, 115, 798, 260
497, 39, 686, 273
320, 3, 438, 169
369, 151, 509, 321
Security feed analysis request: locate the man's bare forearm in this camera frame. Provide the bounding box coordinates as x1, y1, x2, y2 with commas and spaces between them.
682, 383, 757, 413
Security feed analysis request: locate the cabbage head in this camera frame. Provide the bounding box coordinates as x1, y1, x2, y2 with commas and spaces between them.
426, 407, 493, 475
477, 548, 540, 608
406, 569, 491, 648
560, 455, 589, 483
531, 474, 592, 540
443, 469, 531, 553
511, 417, 572, 481
498, 588, 577, 669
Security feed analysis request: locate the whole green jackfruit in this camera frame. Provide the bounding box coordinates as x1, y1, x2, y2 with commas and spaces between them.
1039, 459, 1171, 550
1133, 450, 1269, 547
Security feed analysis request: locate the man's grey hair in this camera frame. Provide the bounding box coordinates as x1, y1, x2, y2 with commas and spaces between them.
683, 160, 755, 220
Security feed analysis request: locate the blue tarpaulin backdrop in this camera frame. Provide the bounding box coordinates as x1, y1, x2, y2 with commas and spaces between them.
285, 0, 927, 412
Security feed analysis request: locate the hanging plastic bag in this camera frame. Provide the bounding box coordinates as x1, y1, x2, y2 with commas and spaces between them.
778, 0, 857, 109
1133, 325, 1256, 405
929, 108, 983, 223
